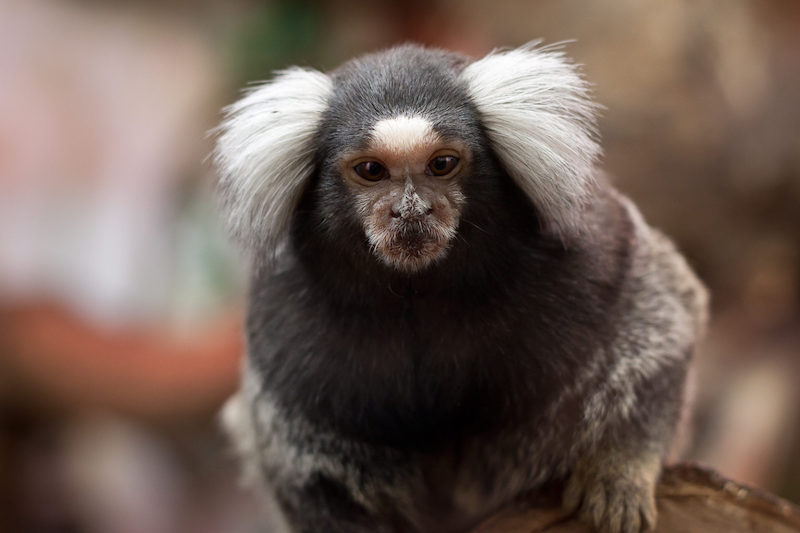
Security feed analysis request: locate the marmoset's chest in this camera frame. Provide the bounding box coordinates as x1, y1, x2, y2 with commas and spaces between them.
247, 272, 608, 450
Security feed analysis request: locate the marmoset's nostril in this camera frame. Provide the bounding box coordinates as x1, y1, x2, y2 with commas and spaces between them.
391, 204, 432, 219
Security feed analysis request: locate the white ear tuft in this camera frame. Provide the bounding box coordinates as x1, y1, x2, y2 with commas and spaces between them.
462, 42, 601, 238
214, 67, 332, 259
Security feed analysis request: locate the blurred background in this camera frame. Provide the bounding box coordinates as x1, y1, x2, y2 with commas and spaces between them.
1, 0, 798, 531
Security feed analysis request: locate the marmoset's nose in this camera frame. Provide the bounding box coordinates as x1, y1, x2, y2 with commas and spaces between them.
391, 180, 433, 219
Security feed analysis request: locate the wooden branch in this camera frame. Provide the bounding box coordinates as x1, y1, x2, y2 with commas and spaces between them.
471, 463, 800, 533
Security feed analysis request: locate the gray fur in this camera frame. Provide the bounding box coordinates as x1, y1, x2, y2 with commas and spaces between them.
216, 43, 708, 533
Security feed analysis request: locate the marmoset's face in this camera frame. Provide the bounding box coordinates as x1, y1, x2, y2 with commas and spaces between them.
337, 115, 469, 272
313, 49, 484, 273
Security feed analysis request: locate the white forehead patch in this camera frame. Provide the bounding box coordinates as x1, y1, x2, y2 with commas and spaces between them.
369, 115, 439, 155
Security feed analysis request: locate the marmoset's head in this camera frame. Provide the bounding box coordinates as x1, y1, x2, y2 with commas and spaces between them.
215, 43, 600, 272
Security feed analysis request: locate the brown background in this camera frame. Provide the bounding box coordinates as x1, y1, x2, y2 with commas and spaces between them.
1, 1, 799, 531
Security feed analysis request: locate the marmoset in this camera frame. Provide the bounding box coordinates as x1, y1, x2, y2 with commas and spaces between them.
215, 43, 708, 533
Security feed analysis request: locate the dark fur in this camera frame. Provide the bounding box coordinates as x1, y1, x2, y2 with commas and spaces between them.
225, 45, 706, 533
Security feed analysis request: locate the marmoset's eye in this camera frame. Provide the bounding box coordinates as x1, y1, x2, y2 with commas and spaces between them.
427, 155, 459, 176
354, 161, 387, 181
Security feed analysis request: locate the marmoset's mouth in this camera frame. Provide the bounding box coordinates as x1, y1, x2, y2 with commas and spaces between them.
367, 219, 455, 272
